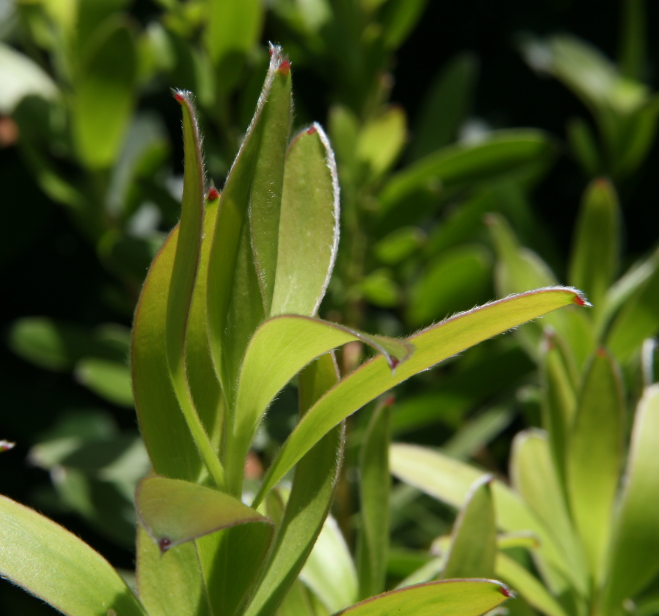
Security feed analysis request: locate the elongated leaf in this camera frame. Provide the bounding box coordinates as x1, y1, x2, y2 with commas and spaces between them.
0, 495, 146, 616
567, 349, 623, 582
74, 358, 133, 407
227, 315, 412, 492
568, 178, 620, 312
357, 400, 392, 598
254, 287, 587, 506
207, 46, 291, 404
495, 553, 568, 616
389, 444, 574, 593
271, 124, 339, 317
136, 523, 211, 616
300, 515, 359, 613
510, 430, 588, 595
357, 105, 406, 178
136, 476, 270, 552
334, 579, 512, 616
244, 353, 345, 616
73, 17, 137, 169
601, 384, 659, 612
441, 475, 496, 580
379, 130, 553, 215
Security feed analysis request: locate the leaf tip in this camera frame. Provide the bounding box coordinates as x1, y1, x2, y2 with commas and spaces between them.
596, 346, 607, 358
158, 537, 172, 553
278, 60, 291, 76
385, 395, 395, 407
571, 291, 591, 307
206, 186, 220, 201
0, 440, 15, 452
172, 89, 188, 104
498, 584, 516, 599
307, 125, 317, 135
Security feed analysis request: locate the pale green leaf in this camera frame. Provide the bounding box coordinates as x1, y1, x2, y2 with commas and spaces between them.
356, 105, 406, 178
0, 496, 146, 616
74, 359, 133, 407
254, 287, 587, 507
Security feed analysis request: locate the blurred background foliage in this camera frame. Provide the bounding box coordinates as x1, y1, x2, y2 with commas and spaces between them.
1, 0, 658, 614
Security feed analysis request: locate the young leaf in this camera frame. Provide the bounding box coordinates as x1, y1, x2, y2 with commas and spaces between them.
244, 354, 345, 616
600, 384, 659, 612
254, 287, 588, 507
136, 476, 271, 552
0, 495, 147, 616
271, 124, 340, 317
441, 475, 496, 580
568, 178, 620, 312
356, 105, 406, 178
357, 399, 392, 598
566, 349, 623, 583
333, 579, 512, 616
136, 523, 211, 616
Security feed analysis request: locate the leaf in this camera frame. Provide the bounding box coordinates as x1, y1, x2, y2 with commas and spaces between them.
254, 287, 588, 506
244, 353, 344, 616
207, 45, 291, 407
408, 52, 479, 161
0, 495, 147, 616
509, 430, 588, 595
441, 475, 496, 580
333, 579, 512, 616
136, 523, 211, 616
566, 117, 601, 177
568, 178, 620, 312
566, 349, 623, 583
227, 315, 412, 493
74, 359, 134, 407
299, 515, 359, 613
136, 476, 271, 552
72, 17, 137, 169
495, 553, 568, 616
601, 385, 659, 611
357, 400, 392, 598
389, 444, 575, 593
271, 124, 340, 317
356, 105, 407, 178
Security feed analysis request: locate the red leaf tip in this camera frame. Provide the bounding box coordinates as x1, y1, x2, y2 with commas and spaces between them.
307, 125, 317, 135
207, 186, 220, 201
158, 537, 172, 553
0, 440, 15, 452
385, 396, 395, 407
499, 585, 516, 598
572, 291, 591, 307
596, 347, 607, 358
278, 60, 291, 76
173, 90, 186, 104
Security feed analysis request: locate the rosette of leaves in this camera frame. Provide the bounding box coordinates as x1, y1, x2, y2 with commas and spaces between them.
390, 178, 659, 616
0, 46, 588, 616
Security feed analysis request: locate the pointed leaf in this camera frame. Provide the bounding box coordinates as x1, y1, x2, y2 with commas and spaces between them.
244, 353, 345, 616
254, 287, 587, 506
136, 476, 271, 552
271, 124, 339, 317
227, 315, 412, 492
566, 349, 623, 582
207, 46, 291, 402
441, 475, 496, 580
568, 178, 620, 312
357, 400, 392, 598
601, 384, 659, 611
0, 495, 146, 616
334, 579, 512, 616
136, 523, 211, 616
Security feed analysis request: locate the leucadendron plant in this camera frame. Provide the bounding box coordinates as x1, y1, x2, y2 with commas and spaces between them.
0, 46, 589, 616
390, 179, 659, 616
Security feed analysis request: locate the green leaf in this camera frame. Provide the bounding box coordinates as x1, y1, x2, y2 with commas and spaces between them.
254, 287, 587, 506
227, 315, 412, 493
271, 124, 339, 317
72, 17, 137, 169
566, 117, 601, 177
566, 349, 623, 583
568, 178, 620, 312
442, 406, 515, 460
0, 495, 147, 616
75, 359, 134, 407
360, 268, 400, 308
244, 354, 345, 616
136, 475, 271, 552
601, 385, 659, 611
379, 130, 553, 216
389, 444, 575, 593
618, 0, 646, 81
441, 476, 496, 580
356, 105, 406, 178
374, 227, 425, 265
408, 52, 479, 161
380, 0, 430, 49
357, 400, 392, 598
136, 523, 211, 616
207, 46, 291, 407
510, 430, 588, 595
495, 553, 569, 616
300, 515, 359, 613
334, 579, 512, 616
